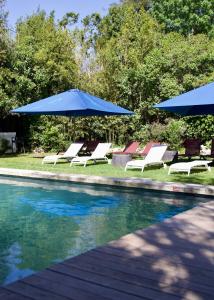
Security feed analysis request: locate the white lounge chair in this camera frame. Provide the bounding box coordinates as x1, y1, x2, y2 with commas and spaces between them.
125, 145, 168, 172
70, 143, 111, 167
168, 160, 212, 176
42, 143, 84, 165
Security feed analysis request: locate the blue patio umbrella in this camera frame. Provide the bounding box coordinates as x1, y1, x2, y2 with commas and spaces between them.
11, 89, 134, 117
154, 82, 214, 116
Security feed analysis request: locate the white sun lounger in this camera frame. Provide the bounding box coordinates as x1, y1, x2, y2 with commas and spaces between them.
42, 143, 84, 165
125, 145, 168, 172
70, 143, 111, 167
168, 160, 212, 176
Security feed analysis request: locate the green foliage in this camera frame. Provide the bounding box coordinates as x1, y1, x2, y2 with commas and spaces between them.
2, 10, 79, 150
13, 10, 77, 105
1, 1, 214, 151
0, 0, 7, 29
76, 2, 214, 146
162, 119, 187, 150
59, 12, 79, 28
185, 115, 214, 142
29, 117, 71, 151
0, 137, 9, 154
151, 0, 214, 36
134, 119, 186, 149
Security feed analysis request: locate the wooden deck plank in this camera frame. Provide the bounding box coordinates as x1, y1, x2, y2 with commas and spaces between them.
5, 281, 68, 300
0, 292, 33, 300
1, 201, 214, 300
0, 287, 33, 299
106, 224, 214, 255
81, 248, 214, 281
94, 245, 214, 272
38, 269, 146, 300
62, 250, 214, 298
23, 273, 110, 300
49, 263, 179, 300
0, 288, 11, 297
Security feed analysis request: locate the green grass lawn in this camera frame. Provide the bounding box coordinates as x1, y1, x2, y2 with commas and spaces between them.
0, 154, 214, 186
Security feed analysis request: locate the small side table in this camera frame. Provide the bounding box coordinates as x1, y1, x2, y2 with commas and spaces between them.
163, 150, 178, 162
112, 153, 132, 167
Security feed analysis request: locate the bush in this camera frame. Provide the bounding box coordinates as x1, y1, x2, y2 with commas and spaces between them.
0, 138, 9, 154
185, 115, 214, 143
134, 119, 186, 150
162, 119, 187, 150
29, 117, 70, 152
133, 123, 166, 144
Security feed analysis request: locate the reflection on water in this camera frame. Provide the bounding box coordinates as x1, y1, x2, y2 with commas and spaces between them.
0, 176, 209, 285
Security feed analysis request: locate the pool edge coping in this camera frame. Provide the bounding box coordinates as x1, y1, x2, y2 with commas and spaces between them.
0, 167, 214, 196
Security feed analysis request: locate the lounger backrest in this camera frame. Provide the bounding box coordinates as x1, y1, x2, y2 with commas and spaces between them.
144, 145, 167, 163
83, 140, 99, 153
63, 143, 84, 157
183, 139, 201, 157
123, 141, 140, 154
91, 143, 111, 158
211, 139, 214, 157
141, 141, 161, 156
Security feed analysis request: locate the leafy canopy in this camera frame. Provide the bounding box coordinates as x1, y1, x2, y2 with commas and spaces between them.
1, 0, 214, 150
151, 0, 214, 36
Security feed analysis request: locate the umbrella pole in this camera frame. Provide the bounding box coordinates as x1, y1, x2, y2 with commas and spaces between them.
69, 117, 76, 142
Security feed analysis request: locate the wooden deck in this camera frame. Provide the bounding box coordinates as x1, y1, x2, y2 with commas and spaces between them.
0, 201, 214, 300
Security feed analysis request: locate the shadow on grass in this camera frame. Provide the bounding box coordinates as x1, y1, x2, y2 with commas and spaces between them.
1, 154, 214, 186
126, 163, 214, 185
169, 171, 214, 186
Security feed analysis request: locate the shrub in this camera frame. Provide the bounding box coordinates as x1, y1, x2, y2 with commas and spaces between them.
0, 138, 9, 154
185, 115, 214, 143
29, 118, 70, 152
134, 119, 186, 150
162, 119, 187, 150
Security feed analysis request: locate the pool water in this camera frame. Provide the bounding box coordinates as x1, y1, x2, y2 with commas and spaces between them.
0, 176, 209, 285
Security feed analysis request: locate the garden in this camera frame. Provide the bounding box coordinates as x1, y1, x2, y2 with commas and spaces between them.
0, 0, 214, 184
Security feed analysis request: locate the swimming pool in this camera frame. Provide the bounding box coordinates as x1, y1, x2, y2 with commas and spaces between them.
0, 175, 210, 286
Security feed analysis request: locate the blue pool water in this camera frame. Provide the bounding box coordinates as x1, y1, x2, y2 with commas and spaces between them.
0, 176, 209, 285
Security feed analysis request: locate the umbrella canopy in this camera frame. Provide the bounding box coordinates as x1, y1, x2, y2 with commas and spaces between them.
154, 82, 214, 116
11, 89, 134, 117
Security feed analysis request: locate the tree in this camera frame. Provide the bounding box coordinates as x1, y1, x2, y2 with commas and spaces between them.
10, 10, 78, 149
1, 0, 214, 150
59, 12, 79, 28
0, 0, 16, 118
76, 1, 214, 145
13, 10, 77, 104
0, 0, 7, 28
151, 0, 214, 36
77, 2, 161, 144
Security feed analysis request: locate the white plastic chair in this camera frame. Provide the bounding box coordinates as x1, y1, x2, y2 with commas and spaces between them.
125, 145, 168, 172
70, 143, 111, 167
42, 143, 84, 165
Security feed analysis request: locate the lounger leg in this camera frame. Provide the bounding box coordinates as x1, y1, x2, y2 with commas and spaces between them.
163, 163, 167, 169
168, 168, 171, 175
188, 169, 190, 176
84, 161, 87, 167
141, 166, 145, 172
207, 164, 211, 172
